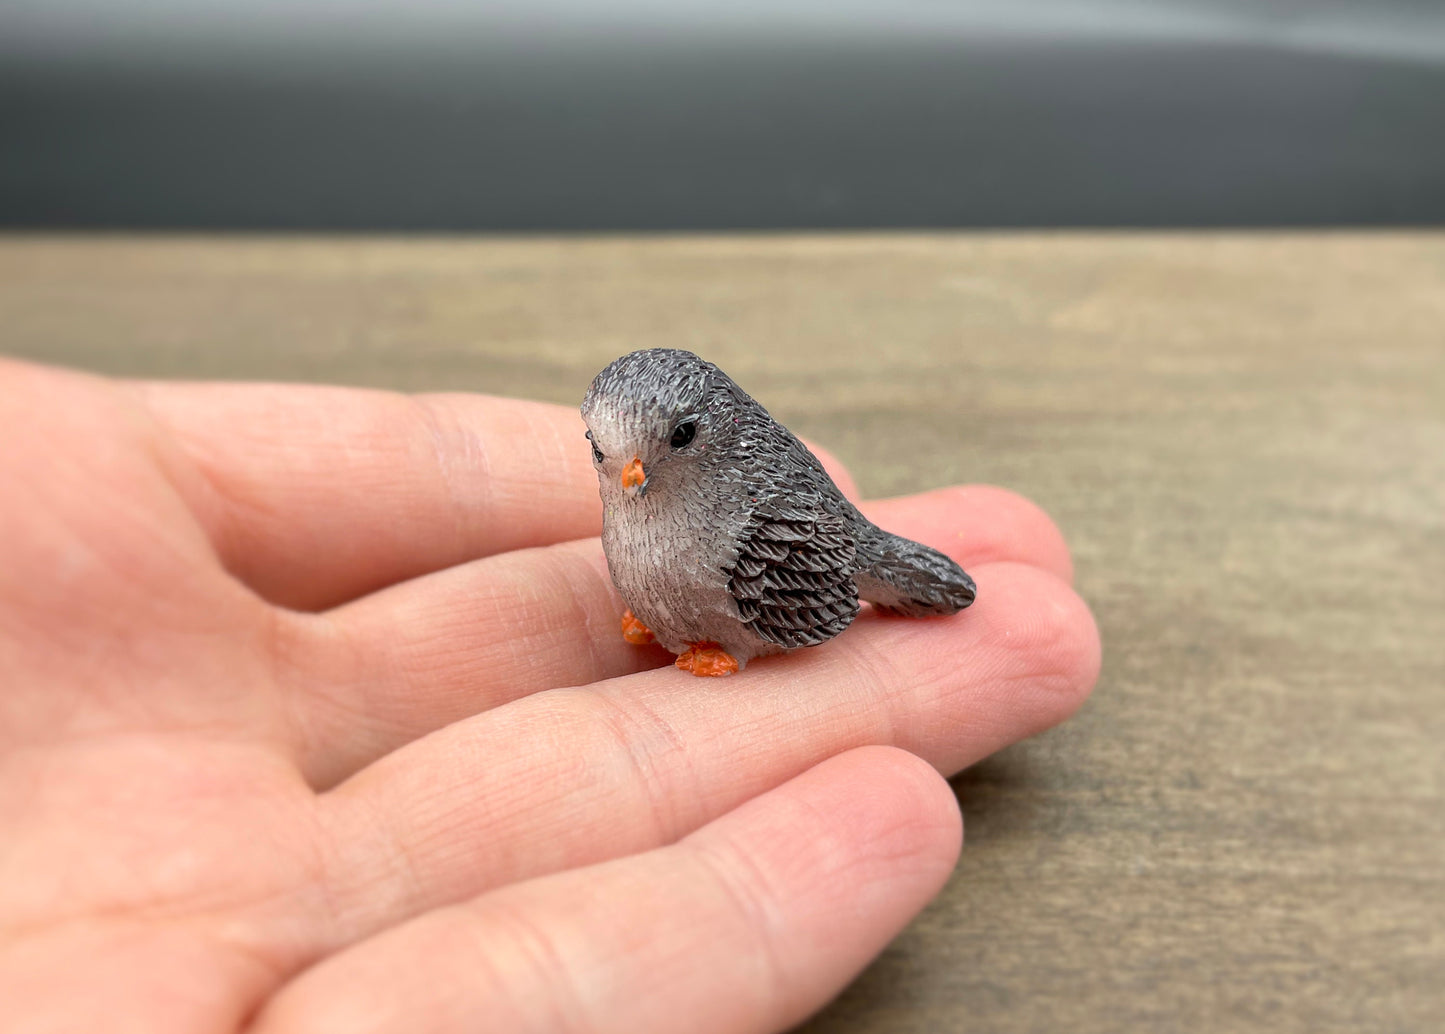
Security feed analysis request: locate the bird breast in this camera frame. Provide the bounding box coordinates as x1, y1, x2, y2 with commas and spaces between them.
600, 488, 742, 652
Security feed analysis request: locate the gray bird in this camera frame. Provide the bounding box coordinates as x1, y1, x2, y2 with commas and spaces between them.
581, 349, 976, 676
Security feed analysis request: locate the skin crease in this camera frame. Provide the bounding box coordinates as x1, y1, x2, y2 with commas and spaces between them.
0, 357, 1100, 1034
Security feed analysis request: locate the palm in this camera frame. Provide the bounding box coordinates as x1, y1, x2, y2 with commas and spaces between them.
0, 360, 1098, 1034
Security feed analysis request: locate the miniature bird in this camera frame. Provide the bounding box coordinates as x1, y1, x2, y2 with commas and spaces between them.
581, 348, 976, 676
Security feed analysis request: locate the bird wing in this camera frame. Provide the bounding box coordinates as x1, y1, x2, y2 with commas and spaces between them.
724, 493, 860, 649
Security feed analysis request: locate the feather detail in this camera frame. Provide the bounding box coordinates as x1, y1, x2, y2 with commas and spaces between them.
724, 499, 860, 649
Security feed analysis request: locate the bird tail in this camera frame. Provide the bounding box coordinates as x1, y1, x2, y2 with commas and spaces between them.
853, 524, 976, 617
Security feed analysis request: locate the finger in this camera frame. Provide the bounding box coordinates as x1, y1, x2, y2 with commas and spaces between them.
257, 747, 961, 1034
131, 382, 609, 610
310, 561, 1097, 946
290, 485, 1072, 787
134, 382, 862, 612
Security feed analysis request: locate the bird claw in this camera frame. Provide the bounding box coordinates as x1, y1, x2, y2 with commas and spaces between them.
675, 642, 739, 677
620, 609, 656, 645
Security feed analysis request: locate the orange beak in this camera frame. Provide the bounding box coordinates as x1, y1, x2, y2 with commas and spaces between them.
621, 456, 647, 493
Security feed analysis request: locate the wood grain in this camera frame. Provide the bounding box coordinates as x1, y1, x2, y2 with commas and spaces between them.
2, 233, 1442, 1032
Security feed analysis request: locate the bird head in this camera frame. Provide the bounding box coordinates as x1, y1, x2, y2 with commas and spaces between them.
581, 348, 737, 501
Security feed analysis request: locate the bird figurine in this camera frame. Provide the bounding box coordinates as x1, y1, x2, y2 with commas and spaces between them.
581, 349, 976, 676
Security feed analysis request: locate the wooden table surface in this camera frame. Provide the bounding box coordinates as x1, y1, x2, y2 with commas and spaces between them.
2, 234, 1442, 1032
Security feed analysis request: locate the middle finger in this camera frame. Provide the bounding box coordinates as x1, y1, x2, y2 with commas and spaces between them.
288, 485, 1072, 787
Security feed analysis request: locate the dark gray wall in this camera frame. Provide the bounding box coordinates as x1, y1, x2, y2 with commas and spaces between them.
4, 1, 1444, 229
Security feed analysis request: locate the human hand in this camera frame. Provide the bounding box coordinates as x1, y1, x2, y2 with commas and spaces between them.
0, 358, 1099, 1033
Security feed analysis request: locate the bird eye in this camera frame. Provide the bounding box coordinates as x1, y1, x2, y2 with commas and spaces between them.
586, 432, 604, 464
670, 420, 697, 449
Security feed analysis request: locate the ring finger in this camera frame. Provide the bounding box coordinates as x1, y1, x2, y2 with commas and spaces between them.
306, 557, 1098, 955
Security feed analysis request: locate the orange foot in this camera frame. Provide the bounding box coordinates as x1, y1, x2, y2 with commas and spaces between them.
620, 609, 655, 646
674, 642, 740, 678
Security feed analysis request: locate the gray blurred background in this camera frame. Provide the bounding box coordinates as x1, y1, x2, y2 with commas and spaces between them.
3, 0, 1445, 230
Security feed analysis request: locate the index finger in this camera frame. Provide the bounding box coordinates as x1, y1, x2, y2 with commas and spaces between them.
133, 381, 859, 611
